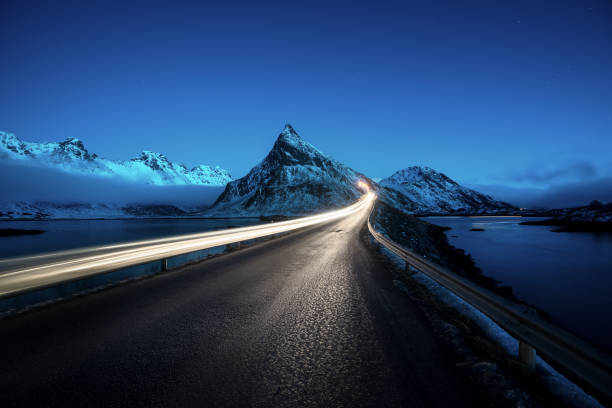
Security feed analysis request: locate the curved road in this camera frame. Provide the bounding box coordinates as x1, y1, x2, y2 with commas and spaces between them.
1, 201, 476, 407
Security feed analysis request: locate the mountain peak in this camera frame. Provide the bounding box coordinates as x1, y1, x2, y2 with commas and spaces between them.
209, 125, 366, 216
266, 124, 329, 168
59, 137, 86, 150
139, 150, 166, 159
277, 123, 302, 145
132, 150, 171, 168
282, 123, 296, 134
0, 131, 18, 142
57, 137, 94, 160
380, 166, 514, 214
386, 166, 454, 185
0, 131, 33, 157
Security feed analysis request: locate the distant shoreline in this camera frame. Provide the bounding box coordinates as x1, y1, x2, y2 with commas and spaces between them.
0, 228, 45, 236
0, 216, 262, 222
520, 219, 612, 233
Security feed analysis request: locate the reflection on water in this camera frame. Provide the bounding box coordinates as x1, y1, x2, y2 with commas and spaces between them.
424, 216, 612, 352
0, 218, 262, 259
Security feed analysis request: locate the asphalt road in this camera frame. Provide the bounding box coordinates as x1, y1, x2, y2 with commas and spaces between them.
0, 194, 373, 298
1, 204, 476, 407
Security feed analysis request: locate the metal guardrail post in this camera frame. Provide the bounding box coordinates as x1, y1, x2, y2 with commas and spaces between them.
519, 341, 536, 370
404, 261, 415, 276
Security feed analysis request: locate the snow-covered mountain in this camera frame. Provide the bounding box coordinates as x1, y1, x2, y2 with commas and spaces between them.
0, 131, 232, 186
1, 127, 515, 219
379, 166, 516, 214
207, 124, 371, 216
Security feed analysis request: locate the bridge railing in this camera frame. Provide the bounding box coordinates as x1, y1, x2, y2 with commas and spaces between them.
367, 216, 612, 402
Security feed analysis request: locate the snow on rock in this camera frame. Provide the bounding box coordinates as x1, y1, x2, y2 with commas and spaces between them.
206, 124, 372, 216
186, 164, 232, 186
0, 131, 232, 186
379, 166, 516, 215
0, 201, 190, 220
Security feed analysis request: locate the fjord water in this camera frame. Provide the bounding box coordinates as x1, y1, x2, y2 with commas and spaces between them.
424, 216, 612, 352
0, 218, 262, 259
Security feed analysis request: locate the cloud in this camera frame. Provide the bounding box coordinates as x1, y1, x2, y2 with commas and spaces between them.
469, 177, 612, 209
531, 178, 612, 208
465, 184, 545, 208
509, 161, 598, 184
0, 160, 224, 208
472, 160, 612, 208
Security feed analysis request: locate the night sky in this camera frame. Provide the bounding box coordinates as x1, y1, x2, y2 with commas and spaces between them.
1, 1, 611, 206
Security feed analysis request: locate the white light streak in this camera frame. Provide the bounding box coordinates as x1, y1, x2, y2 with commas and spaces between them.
0, 193, 376, 298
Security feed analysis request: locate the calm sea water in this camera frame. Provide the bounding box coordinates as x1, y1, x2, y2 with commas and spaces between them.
0, 218, 262, 259
423, 216, 612, 352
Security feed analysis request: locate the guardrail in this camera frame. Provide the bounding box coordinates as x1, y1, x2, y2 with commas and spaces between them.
0, 193, 375, 302
367, 216, 612, 402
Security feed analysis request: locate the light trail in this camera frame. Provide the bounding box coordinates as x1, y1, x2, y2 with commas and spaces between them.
0, 192, 376, 298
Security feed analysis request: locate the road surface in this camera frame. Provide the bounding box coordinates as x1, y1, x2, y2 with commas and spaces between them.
0, 195, 373, 298
1, 200, 476, 407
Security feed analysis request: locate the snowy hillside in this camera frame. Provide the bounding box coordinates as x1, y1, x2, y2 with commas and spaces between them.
207, 124, 371, 216
0, 131, 232, 186
380, 166, 515, 214
0, 201, 197, 219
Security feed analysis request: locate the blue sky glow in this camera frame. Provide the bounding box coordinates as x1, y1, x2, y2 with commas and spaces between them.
1, 0, 611, 206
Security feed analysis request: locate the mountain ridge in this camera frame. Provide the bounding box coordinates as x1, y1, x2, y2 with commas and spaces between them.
0, 131, 232, 186
1, 125, 517, 219
379, 166, 516, 215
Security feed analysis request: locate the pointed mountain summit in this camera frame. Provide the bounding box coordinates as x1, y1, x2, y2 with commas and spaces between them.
208, 124, 370, 216
380, 166, 515, 214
